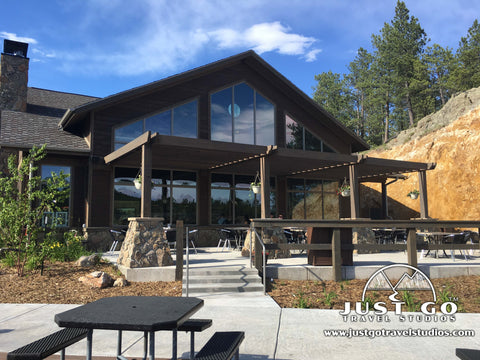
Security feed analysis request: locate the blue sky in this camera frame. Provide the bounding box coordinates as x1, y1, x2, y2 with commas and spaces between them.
1, 0, 478, 99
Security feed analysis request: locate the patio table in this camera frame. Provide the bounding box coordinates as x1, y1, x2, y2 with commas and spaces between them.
418, 232, 456, 258
54, 296, 203, 360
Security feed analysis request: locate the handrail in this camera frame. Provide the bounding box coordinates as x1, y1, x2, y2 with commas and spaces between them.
250, 224, 267, 295
185, 226, 189, 297
250, 218, 480, 229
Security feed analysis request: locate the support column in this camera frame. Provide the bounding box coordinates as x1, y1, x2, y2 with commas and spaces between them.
141, 142, 152, 218
418, 170, 428, 219
381, 181, 388, 219
260, 156, 271, 219
348, 164, 360, 219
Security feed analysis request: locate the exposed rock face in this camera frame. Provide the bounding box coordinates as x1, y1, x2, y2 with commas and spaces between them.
117, 217, 174, 268
365, 87, 480, 221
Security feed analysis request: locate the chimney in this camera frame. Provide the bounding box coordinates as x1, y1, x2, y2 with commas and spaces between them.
0, 39, 29, 112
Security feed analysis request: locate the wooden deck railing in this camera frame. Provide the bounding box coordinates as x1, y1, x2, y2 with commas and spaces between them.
249, 219, 480, 282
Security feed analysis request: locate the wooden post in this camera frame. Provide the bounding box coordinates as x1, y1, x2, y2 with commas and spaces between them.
332, 228, 342, 281
260, 157, 270, 219
381, 181, 388, 219
418, 170, 428, 218
406, 228, 417, 269
348, 164, 360, 219
141, 141, 152, 218
175, 220, 184, 281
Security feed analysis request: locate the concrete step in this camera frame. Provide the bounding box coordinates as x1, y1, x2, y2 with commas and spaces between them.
184, 282, 265, 294
182, 266, 264, 295
186, 274, 262, 284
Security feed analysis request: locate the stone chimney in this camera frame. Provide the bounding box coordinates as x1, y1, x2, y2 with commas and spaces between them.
0, 39, 29, 112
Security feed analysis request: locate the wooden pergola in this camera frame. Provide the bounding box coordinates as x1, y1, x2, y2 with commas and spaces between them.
104, 131, 436, 220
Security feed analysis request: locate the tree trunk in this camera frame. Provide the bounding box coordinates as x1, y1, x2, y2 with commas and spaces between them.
439, 87, 446, 106
383, 91, 390, 144
405, 82, 415, 126
360, 91, 365, 137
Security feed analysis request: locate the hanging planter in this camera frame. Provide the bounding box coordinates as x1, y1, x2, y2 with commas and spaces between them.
341, 188, 351, 197
407, 189, 419, 200
133, 176, 142, 190
250, 183, 261, 194
250, 172, 261, 194
337, 178, 350, 197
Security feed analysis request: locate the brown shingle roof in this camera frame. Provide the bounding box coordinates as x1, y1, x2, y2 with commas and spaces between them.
0, 88, 98, 152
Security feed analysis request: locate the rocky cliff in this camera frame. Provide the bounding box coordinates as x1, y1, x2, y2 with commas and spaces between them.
363, 87, 480, 220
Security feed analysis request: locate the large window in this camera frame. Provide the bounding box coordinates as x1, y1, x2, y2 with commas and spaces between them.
286, 114, 334, 152
211, 174, 276, 224
114, 168, 197, 225
211, 83, 275, 145
41, 165, 71, 227
114, 100, 198, 150
287, 179, 338, 219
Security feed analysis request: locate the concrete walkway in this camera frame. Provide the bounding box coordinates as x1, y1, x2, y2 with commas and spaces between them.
1, 249, 480, 359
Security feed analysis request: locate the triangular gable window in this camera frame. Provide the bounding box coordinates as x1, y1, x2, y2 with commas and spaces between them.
114, 100, 198, 150
286, 114, 334, 152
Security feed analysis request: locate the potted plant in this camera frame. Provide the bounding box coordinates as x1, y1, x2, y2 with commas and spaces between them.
133, 175, 141, 189
407, 189, 419, 199
337, 184, 350, 197
250, 181, 261, 194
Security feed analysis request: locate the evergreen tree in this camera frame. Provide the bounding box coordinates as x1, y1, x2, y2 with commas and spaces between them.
347, 47, 373, 138
423, 44, 455, 107
312, 71, 354, 130
372, 1, 428, 127
451, 19, 480, 91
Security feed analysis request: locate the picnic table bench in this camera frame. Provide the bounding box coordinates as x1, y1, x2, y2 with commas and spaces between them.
7, 327, 88, 360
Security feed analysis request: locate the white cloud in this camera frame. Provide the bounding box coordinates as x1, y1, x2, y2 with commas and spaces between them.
304, 49, 322, 62
208, 22, 321, 59
0, 32, 37, 44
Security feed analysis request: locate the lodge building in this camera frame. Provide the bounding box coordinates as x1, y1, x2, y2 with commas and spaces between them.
0, 40, 434, 249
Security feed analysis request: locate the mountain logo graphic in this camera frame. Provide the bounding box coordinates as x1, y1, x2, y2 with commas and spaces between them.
362, 264, 436, 303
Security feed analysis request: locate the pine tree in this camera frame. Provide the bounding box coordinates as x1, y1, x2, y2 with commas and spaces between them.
372, 1, 428, 127
451, 19, 480, 91
423, 44, 455, 106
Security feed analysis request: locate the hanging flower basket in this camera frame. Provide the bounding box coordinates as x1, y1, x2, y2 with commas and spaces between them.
407, 189, 419, 200
250, 183, 261, 194
337, 183, 350, 197
133, 177, 141, 190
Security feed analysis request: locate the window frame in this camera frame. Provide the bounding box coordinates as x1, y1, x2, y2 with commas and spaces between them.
209, 81, 276, 146
113, 97, 199, 150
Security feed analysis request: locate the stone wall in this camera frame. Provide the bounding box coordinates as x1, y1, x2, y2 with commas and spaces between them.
117, 217, 173, 268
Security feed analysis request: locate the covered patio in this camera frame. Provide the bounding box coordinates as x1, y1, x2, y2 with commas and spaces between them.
104, 131, 436, 222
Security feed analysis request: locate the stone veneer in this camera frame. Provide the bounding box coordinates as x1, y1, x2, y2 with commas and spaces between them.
117, 217, 173, 268
0, 53, 29, 112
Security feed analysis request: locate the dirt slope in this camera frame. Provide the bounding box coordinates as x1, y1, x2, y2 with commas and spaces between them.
365, 87, 480, 220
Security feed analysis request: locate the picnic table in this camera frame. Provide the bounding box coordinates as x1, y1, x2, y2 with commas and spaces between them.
54, 296, 203, 360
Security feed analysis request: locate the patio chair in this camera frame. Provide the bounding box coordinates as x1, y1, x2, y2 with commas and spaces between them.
218, 229, 234, 251
167, 229, 198, 254
444, 233, 469, 261
108, 229, 125, 253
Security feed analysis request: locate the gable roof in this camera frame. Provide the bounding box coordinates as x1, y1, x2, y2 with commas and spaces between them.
59, 50, 370, 153
0, 88, 98, 153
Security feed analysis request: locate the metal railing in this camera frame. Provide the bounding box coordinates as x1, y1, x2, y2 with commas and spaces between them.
250, 226, 267, 295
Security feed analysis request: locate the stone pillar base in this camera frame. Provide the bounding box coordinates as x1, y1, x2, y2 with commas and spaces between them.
117, 217, 174, 268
